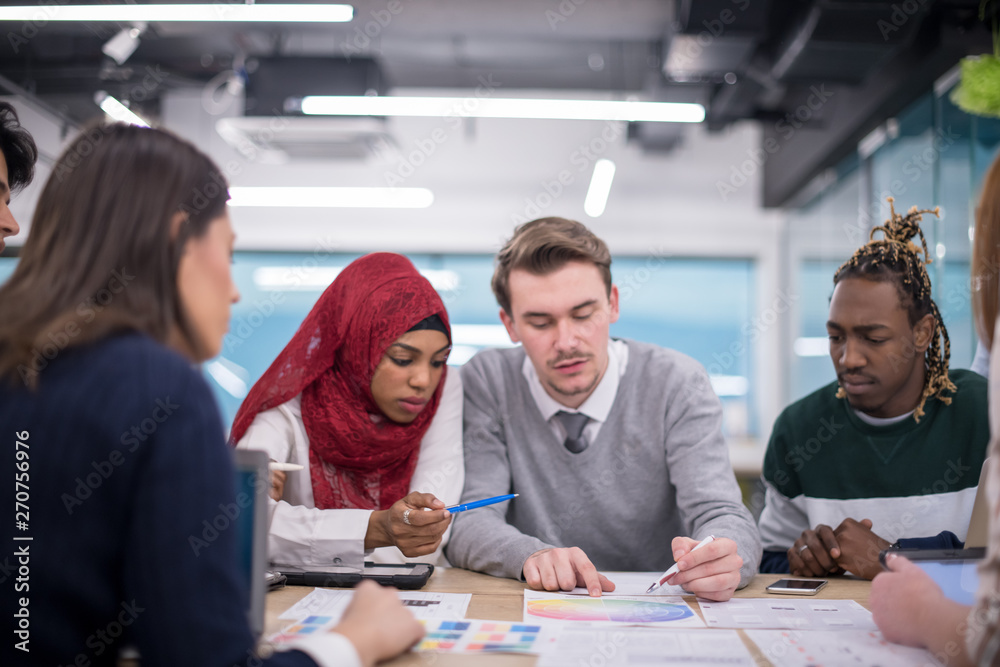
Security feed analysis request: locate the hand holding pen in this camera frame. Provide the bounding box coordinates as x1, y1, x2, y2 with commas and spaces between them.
646, 535, 716, 592
390, 493, 519, 557
376, 492, 452, 558
646, 535, 744, 601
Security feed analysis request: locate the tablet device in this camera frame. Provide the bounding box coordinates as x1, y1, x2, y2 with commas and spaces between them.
233, 449, 269, 638
274, 562, 434, 589
880, 548, 985, 606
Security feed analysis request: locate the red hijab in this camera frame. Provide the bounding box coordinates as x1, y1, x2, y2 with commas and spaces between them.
230, 253, 450, 510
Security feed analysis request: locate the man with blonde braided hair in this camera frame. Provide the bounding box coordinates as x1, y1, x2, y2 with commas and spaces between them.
758, 199, 989, 580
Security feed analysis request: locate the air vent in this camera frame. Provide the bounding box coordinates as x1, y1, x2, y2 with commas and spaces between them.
216, 116, 393, 162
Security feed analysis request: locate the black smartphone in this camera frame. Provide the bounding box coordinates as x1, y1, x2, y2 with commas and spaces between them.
274, 562, 434, 589
765, 578, 828, 595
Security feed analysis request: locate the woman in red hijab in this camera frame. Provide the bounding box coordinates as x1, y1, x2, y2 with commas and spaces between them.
232, 253, 463, 567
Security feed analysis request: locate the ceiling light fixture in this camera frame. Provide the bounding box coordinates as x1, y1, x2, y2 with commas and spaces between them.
0, 4, 354, 23
252, 267, 458, 291
227, 186, 434, 209
709, 375, 749, 397
300, 96, 706, 123
205, 359, 249, 398
101, 23, 145, 65
95, 91, 149, 127
583, 159, 616, 218
793, 337, 829, 357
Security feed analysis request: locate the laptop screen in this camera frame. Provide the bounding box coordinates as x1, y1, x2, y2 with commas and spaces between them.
233, 449, 269, 638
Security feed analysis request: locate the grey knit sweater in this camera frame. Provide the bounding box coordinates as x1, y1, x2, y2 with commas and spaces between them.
445, 339, 761, 588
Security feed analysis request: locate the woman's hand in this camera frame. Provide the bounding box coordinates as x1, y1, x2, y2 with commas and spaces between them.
365, 491, 452, 557
871, 553, 969, 658
332, 580, 424, 666
268, 468, 287, 501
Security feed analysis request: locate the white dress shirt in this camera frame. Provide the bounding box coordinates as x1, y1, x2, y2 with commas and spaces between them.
278, 634, 361, 667
237, 371, 464, 569
522, 339, 629, 447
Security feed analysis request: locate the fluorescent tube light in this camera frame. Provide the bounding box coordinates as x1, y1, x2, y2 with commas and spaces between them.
583, 159, 616, 218
252, 267, 459, 292
205, 359, 249, 398
793, 337, 829, 357
450, 325, 517, 348
0, 4, 353, 22
227, 187, 433, 209
445, 346, 479, 366
95, 92, 149, 127
252, 267, 342, 291
438, 326, 520, 366
708, 375, 748, 397
300, 96, 705, 123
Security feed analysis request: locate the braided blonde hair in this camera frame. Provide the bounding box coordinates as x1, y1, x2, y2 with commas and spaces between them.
832, 197, 954, 421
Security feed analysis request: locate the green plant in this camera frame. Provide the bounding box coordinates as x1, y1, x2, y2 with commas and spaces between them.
951, 0, 1000, 118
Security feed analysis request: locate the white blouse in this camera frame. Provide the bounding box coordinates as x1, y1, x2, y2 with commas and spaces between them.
236, 371, 464, 569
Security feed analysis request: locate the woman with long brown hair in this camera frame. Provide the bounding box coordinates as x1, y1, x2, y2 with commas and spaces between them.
0, 123, 421, 667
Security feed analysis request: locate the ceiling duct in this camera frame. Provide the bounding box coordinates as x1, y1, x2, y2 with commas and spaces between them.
244, 56, 386, 116
216, 116, 393, 162
221, 56, 391, 161
663, 0, 770, 83
629, 77, 708, 154
700, 0, 933, 130
768, 1, 928, 84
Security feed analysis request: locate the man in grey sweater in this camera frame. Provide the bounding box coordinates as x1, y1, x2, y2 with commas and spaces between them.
446, 217, 761, 601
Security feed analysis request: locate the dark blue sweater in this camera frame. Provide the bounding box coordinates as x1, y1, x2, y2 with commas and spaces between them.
1, 334, 314, 667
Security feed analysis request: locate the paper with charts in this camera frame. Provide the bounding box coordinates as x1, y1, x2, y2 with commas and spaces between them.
698, 598, 876, 631
523, 590, 704, 627
416, 619, 558, 654
271, 588, 472, 642
537, 627, 754, 666
745, 629, 940, 666
567, 571, 687, 596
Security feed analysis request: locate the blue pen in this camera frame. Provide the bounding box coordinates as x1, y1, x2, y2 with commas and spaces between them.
446, 493, 519, 514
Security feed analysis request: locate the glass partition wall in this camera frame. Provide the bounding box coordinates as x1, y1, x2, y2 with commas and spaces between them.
214, 252, 757, 438
784, 75, 1000, 404
3, 72, 998, 452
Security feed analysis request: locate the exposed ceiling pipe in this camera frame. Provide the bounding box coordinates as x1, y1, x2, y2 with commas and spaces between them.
770, 4, 822, 81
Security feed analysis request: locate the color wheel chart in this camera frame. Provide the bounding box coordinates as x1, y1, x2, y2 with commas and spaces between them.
417, 619, 553, 654
523, 592, 704, 627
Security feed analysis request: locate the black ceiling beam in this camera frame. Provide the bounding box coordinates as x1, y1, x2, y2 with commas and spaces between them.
761, 20, 990, 208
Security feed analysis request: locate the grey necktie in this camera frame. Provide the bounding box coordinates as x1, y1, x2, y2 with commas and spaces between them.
555, 410, 590, 454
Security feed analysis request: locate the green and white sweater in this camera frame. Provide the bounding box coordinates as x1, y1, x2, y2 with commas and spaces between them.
759, 370, 989, 563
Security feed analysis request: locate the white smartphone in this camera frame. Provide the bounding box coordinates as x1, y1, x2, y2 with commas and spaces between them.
765, 578, 828, 595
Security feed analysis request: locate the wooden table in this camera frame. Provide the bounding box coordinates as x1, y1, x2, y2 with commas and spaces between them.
265, 570, 872, 666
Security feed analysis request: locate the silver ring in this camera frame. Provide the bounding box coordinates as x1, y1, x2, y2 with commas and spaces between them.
798, 544, 809, 554
403, 508, 412, 526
